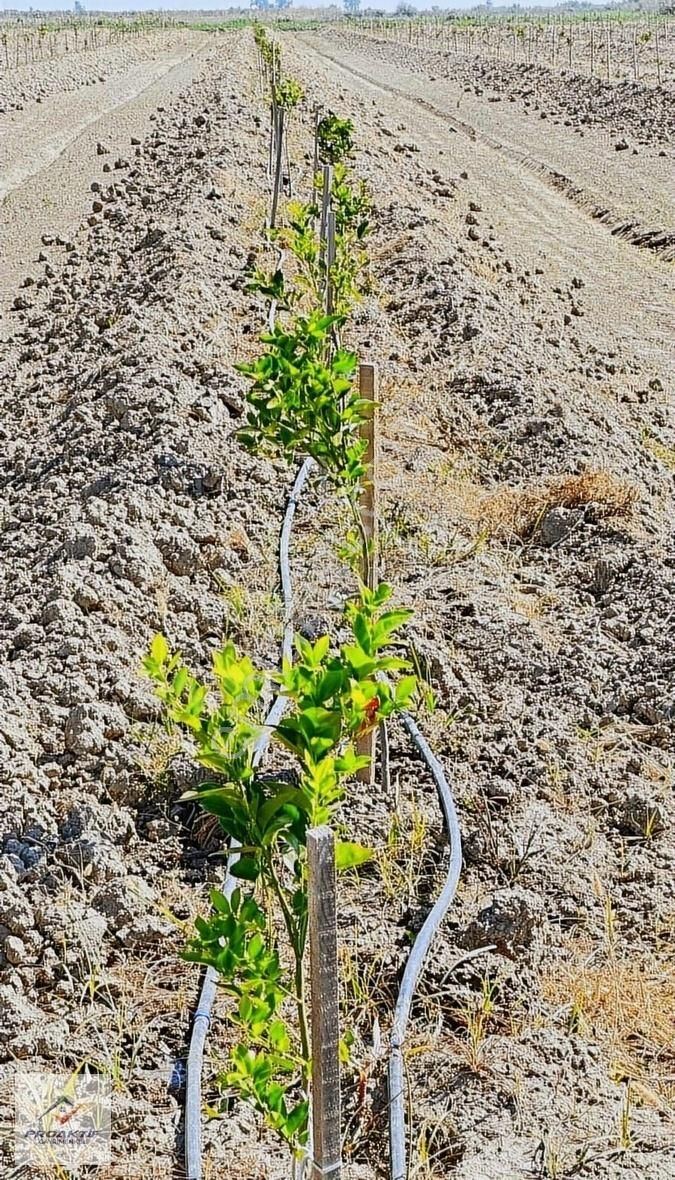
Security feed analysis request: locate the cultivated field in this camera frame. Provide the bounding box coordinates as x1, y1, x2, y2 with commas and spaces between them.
0, 12, 673, 1180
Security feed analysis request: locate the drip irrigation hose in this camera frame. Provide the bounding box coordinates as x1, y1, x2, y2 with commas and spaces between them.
185, 458, 314, 1180
388, 711, 463, 1180
185, 73, 465, 1180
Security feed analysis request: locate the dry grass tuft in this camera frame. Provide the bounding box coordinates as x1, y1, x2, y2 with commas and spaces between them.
543, 944, 675, 1104
479, 470, 638, 540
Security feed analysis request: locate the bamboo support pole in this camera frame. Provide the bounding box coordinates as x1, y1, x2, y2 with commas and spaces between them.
319, 164, 333, 265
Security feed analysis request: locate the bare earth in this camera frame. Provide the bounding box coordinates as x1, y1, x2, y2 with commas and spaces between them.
0, 30, 209, 323
0, 26, 673, 1180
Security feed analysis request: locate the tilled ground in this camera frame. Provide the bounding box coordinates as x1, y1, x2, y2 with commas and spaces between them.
0, 24, 674, 1180
0, 29, 205, 113
314, 30, 674, 256
347, 27, 675, 144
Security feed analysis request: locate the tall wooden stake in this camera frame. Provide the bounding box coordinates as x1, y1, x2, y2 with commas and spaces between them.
606, 22, 611, 82
308, 827, 342, 1180
357, 363, 379, 591
325, 210, 336, 316
319, 164, 333, 253
312, 104, 323, 202
356, 363, 379, 785
270, 107, 285, 229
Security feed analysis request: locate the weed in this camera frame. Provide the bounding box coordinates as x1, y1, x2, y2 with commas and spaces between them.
543, 940, 675, 1103
575, 723, 606, 767
455, 976, 499, 1071
340, 942, 393, 1032
640, 806, 663, 841
618, 1082, 633, 1150
540, 1133, 563, 1179
217, 579, 282, 648
504, 819, 548, 884
133, 723, 182, 788
412, 1107, 462, 1178
602, 889, 618, 959
642, 427, 675, 470
479, 470, 638, 540
377, 803, 428, 906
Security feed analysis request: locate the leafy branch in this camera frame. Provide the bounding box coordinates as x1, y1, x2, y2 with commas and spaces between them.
143, 584, 415, 1153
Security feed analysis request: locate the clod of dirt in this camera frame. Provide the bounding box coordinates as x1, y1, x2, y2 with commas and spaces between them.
463, 887, 546, 958
616, 783, 667, 838
539, 505, 585, 546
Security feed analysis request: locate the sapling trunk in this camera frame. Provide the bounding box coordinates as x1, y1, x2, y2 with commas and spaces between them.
349, 495, 371, 588
264, 848, 311, 1078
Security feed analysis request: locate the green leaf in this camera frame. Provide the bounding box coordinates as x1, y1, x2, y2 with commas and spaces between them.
352, 611, 372, 655
335, 841, 373, 870
395, 674, 418, 706
210, 889, 232, 914
189, 786, 245, 818
341, 644, 376, 678
257, 787, 311, 832
334, 749, 371, 775
230, 857, 260, 881
150, 634, 169, 664
312, 634, 331, 664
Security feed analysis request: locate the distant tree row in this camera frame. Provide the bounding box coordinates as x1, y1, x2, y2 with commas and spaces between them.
250, 0, 293, 11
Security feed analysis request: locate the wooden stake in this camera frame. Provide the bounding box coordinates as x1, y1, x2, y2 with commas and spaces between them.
270, 107, 285, 230
319, 164, 333, 257
325, 210, 336, 317
308, 827, 342, 1180
312, 105, 323, 202
356, 363, 379, 785
357, 362, 379, 592
606, 22, 611, 82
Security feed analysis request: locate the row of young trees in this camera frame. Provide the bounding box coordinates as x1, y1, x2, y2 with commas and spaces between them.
354, 9, 672, 84
0, 16, 170, 70
144, 25, 419, 1175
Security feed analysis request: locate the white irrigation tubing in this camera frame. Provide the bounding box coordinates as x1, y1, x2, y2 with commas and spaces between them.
184, 457, 314, 1180
185, 527, 463, 1180
389, 711, 463, 1180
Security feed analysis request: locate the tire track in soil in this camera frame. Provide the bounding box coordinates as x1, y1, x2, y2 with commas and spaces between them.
301, 38, 675, 263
